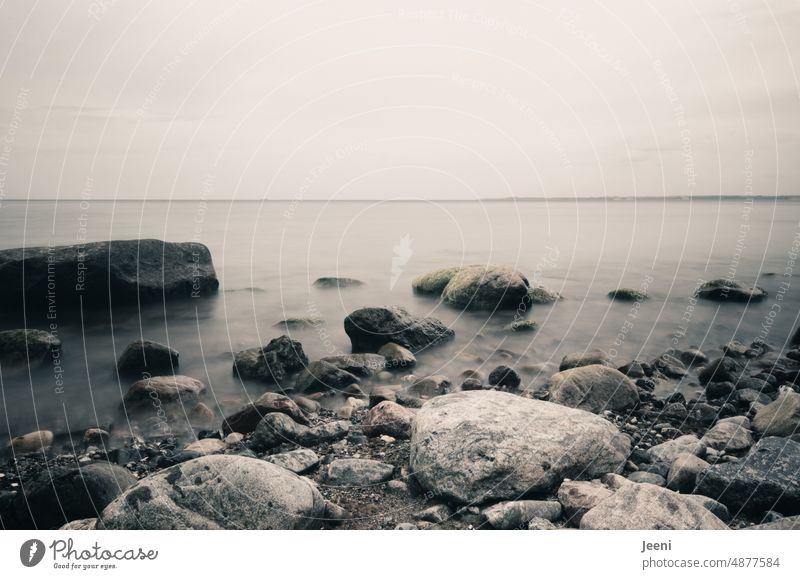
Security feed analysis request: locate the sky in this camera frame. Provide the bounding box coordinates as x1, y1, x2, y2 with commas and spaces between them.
0, 0, 798, 201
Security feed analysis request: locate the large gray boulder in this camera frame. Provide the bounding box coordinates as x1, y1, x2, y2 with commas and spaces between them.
441, 265, 531, 311
548, 364, 639, 414
232, 335, 308, 384
580, 482, 728, 530
752, 390, 800, 437
99, 455, 326, 529
410, 391, 630, 504
0, 239, 218, 308
694, 437, 800, 515
344, 306, 454, 353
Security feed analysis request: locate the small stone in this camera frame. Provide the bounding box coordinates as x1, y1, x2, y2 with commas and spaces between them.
488, 365, 521, 390
184, 438, 225, 455
482, 500, 562, 529
415, 504, 452, 524
326, 459, 394, 487
265, 448, 320, 474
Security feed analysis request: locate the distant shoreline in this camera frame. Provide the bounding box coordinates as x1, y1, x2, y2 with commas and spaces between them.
4, 195, 800, 203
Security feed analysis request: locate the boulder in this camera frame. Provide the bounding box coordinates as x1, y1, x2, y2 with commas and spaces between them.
482, 500, 562, 529
696, 279, 767, 302
7, 430, 54, 455
701, 418, 754, 452
116, 340, 179, 377
319, 353, 386, 377
410, 391, 630, 504
344, 306, 454, 353
580, 483, 728, 530
313, 277, 363, 288
0, 329, 61, 366
666, 453, 710, 493
378, 342, 416, 368
99, 455, 326, 529
548, 365, 639, 414
363, 401, 415, 439
264, 448, 320, 474
325, 459, 394, 486
0, 240, 219, 308
557, 480, 614, 527
752, 390, 800, 437
411, 266, 463, 295
646, 435, 706, 464
441, 265, 531, 311
221, 392, 309, 435
232, 335, 308, 384
123, 375, 205, 405
13, 462, 136, 529
607, 288, 647, 302
293, 361, 361, 393
694, 437, 800, 515
559, 349, 611, 371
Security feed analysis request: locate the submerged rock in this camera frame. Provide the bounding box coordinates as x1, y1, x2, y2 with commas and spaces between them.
410, 391, 630, 504
344, 306, 454, 353
528, 285, 562, 304
232, 335, 308, 384
441, 265, 531, 311
117, 340, 179, 377
412, 266, 464, 295
580, 483, 728, 530
607, 288, 648, 302
123, 375, 205, 405
99, 455, 326, 529
0, 329, 61, 367
378, 342, 416, 368
273, 317, 323, 329
313, 277, 364, 288
320, 353, 386, 377
559, 349, 611, 371
503, 320, 537, 332
548, 364, 639, 414
0, 239, 218, 307
293, 360, 361, 393
696, 279, 767, 302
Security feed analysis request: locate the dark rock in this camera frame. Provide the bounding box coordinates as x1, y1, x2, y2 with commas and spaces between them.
232, 335, 308, 384
607, 288, 648, 301
0, 240, 218, 310
344, 306, 454, 353
696, 279, 767, 302
313, 277, 364, 288
117, 340, 179, 377
695, 437, 800, 515
698, 357, 745, 385
0, 329, 61, 367
13, 462, 136, 529
488, 365, 521, 390
706, 381, 735, 400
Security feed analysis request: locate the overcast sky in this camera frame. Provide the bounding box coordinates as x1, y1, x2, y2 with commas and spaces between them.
0, 0, 798, 200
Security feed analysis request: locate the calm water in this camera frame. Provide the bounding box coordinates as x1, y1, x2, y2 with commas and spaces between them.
1, 199, 799, 442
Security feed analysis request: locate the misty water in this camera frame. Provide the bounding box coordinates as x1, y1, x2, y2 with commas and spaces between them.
1, 199, 798, 443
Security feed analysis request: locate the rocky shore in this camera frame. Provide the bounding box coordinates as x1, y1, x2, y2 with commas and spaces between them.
2, 257, 799, 530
